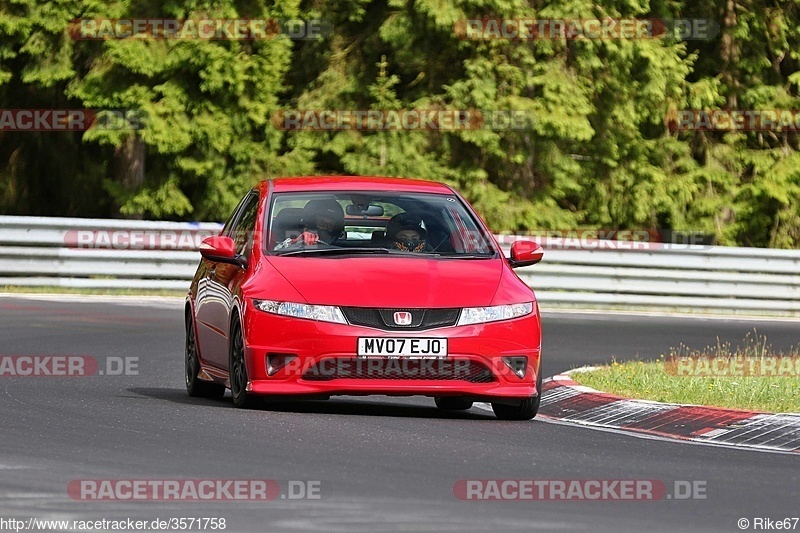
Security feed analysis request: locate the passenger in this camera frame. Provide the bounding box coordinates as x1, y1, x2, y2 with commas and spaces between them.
385, 213, 427, 252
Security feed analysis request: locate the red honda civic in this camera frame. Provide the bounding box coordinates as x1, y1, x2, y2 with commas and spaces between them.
185, 176, 544, 419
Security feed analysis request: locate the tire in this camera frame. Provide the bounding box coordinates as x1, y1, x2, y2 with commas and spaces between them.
434, 397, 474, 411
185, 312, 225, 399
229, 315, 258, 409
491, 364, 543, 421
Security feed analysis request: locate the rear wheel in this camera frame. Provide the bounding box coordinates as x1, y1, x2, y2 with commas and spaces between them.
434, 397, 474, 411
185, 312, 225, 399
229, 315, 257, 409
491, 364, 543, 421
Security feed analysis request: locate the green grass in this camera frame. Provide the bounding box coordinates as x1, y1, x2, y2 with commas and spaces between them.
570, 332, 800, 413
0, 285, 186, 297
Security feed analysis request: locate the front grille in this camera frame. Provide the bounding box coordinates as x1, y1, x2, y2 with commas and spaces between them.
302, 358, 495, 383
341, 307, 460, 331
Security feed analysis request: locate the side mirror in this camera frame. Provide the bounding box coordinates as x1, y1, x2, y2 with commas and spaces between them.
508, 240, 544, 268
199, 236, 247, 268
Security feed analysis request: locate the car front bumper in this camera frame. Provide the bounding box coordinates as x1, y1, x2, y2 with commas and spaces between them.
241, 300, 542, 400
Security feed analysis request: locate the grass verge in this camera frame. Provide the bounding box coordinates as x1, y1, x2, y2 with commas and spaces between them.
0, 285, 186, 297
569, 332, 800, 413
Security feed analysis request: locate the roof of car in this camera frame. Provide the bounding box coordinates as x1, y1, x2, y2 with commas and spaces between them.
261, 176, 455, 195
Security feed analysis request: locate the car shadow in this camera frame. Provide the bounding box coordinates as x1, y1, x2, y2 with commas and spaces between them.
127, 387, 496, 420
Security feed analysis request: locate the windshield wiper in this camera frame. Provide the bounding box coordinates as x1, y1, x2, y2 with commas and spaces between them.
275, 247, 393, 257
443, 253, 496, 259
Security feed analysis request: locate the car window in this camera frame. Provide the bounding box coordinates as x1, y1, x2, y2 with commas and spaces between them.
230, 191, 259, 256
266, 191, 496, 257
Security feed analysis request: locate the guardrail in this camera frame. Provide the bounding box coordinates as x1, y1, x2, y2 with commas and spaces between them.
2, 216, 800, 315
0, 216, 221, 291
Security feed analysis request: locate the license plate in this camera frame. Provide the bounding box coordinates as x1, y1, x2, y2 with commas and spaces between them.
357, 337, 448, 358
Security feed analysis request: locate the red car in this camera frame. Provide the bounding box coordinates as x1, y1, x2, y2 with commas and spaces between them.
185, 177, 544, 420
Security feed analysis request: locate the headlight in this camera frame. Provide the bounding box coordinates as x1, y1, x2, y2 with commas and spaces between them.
252, 299, 347, 324
457, 302, 534, 326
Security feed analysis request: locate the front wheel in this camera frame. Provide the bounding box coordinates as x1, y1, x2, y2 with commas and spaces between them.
491, 395, 540, 420
491, 365, 542, 420
229, 316, 258, 409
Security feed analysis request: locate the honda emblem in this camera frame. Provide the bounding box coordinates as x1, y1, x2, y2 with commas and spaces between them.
393, 311, 412, 326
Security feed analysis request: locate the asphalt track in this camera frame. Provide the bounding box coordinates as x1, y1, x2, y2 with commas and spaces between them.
0, 295, 797, 532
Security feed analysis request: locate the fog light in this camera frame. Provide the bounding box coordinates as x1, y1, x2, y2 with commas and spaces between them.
502, 356, 528, 379
267, 353, 297, 376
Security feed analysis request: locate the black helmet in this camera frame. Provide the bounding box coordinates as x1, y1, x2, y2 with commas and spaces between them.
302, 199, 344, 239
385, 213, 427, 252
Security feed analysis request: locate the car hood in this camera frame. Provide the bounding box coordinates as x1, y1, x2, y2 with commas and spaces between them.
265, 256, 504, 308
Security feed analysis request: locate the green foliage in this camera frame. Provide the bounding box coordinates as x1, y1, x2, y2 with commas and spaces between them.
1, 0, 799, 247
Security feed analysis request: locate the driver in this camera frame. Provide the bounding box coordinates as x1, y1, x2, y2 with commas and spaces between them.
274, 198, 344, 250
385, 213, 427, 252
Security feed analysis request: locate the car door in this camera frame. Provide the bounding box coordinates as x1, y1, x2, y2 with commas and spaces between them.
195, 190, 259, 369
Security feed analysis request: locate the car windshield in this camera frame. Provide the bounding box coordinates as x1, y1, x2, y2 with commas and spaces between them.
266, 191, 497, 257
